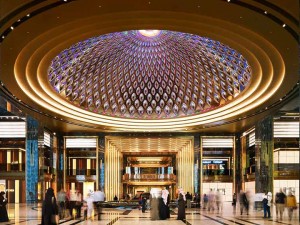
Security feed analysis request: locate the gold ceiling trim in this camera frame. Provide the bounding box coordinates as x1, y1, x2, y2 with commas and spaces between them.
106, 136, 193, 153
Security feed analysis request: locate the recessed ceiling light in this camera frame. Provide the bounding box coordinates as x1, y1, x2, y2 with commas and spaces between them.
282, 24, 286, 27
264, 11, 268, 14
10, 26, 14, 30
27, 14, 30, 17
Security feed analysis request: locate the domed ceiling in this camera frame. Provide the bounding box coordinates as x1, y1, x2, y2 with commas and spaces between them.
2, 0, 296, 132
48, 30, 251, 119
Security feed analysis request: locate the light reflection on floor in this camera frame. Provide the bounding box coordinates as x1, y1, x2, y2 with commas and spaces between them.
1, 202, 299, 225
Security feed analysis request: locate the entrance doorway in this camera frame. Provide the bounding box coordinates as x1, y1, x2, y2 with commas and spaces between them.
105, 136, 194, 201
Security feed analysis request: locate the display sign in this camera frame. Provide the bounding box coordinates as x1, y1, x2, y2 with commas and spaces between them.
203, 160, 227, 164
76, 175, 86, 181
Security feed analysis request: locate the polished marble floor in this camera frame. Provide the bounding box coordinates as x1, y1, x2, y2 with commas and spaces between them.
1, 202, 299, 225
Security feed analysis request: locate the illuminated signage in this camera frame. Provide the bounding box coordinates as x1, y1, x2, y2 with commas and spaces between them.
76, 175, 86, 181
203, 160, 226, 164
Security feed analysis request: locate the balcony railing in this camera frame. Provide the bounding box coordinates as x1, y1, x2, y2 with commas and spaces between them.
202, 169, 232, 176
202, 169, 233, 182
123, 173, 176, 181
0, 163, 25, 172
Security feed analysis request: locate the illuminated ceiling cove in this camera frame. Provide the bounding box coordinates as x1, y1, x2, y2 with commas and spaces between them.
3, 0, 295, 132
48, 30, 251, 119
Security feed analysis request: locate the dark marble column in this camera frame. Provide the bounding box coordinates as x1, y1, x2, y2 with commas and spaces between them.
235, 134, 243, 193
194, 134, 200, 195
25, 116, 39, 203
255, 116, 273, 194
98, 135, 105, 190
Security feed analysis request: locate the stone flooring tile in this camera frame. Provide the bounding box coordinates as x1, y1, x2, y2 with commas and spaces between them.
1, 202, 299, 225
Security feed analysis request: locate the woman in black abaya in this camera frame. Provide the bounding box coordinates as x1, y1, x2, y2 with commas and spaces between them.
0, 191, 9, 222
41, 188, 58, 225
177, 188, 186, 220
159, 188, 170, 220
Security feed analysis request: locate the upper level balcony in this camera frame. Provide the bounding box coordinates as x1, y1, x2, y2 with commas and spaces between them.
122, 173, 176, 184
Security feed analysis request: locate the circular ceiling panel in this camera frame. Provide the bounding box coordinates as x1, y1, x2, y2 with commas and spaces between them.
48, 30, 251, 119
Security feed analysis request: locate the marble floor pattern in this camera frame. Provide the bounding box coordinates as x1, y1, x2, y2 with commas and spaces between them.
1, 202, 299, 225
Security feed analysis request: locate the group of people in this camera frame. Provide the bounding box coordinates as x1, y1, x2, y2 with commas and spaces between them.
149, 188, 171, 220
42, 187, 105, 224
147, 187, 188, 221
202, 189, 224, 212
271, 189, 297, 221
234, 189, 297, 221
56, 188, 83, 219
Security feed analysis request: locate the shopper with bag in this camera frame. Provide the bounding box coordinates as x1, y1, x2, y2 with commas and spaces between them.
262, 192, 272, 218
286, 191, 297, 221
42, 188, 59, 225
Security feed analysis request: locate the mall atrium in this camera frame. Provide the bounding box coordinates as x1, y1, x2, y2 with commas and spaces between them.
0, 0, 299, 224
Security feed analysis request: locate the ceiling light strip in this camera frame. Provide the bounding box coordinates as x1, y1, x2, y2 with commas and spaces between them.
274, 122, 299, 138
202, 138, 233, 148
66, 138, 97, 148
44, 131, 51, 147
0, 122, 26, 138
249, 132, 255, 147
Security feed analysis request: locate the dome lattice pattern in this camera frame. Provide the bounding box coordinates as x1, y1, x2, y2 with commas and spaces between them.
48, 30, 251, 119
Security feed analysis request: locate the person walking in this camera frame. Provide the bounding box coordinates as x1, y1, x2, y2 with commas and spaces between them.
159, 188, 170, 219
262, 192, 272, 218
41, 188, 59, 225
57, 188, 66, 219
93, 189, 105, 220
141, 195, 147, 213
203, 194, 208, 209
275, 188, 286, 221
177, 188, 186, 220
150, 188, 160, 220
232, 193, 237, 214
216, 190, 223, 212
186, 192, 192, 208
207, 189, 215, 212
286, 191, 297, 221
84, 193, 94, 220
0, 191, 9, 222
239, 190, 248, 215
75, 190, 82, 218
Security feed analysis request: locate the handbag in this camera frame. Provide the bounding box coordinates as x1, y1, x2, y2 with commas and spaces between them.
51, 214, 59, 224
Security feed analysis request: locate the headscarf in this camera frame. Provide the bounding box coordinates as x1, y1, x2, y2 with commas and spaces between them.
162, 189, 169, 205
45, 188, 55, 204
178, 188, 186, 201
